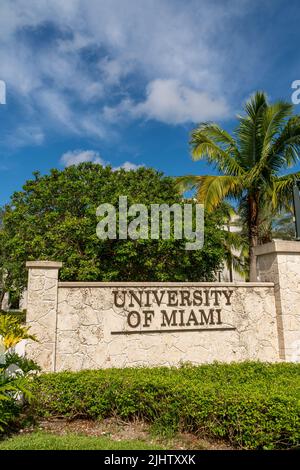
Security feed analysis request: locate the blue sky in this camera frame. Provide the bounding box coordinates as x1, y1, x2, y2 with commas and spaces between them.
1, 0, 300, 205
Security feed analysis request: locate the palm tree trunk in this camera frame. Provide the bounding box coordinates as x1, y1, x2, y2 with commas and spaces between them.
249, 243, 257, 281
248, 194, 259, 282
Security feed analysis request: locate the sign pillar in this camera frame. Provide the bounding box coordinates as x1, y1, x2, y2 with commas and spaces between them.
292, 183, 300, 240
255, 241, 300, 361
26, 261, 62, 371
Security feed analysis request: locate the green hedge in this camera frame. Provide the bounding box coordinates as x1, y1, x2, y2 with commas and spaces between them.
29, 362, 300, 449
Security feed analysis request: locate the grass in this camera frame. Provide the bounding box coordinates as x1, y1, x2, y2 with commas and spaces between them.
0, 431, 164, 450
0, 417, 232, 450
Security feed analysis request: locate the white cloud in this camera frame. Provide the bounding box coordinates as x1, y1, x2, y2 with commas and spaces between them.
104, 79, 229, 125
112, 161, 144, 171
102, 98, 134, 123
38, 90, 77, 132
0, 0, 256, 146
98, 57, 129, 86
137, 79, 229, 124
60, 149, 106, 167
4, 125, 45, 149
60, 149, 143, 171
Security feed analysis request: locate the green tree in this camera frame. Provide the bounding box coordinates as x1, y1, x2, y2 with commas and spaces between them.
177, 92, 300, 280
0, 209, 22, 308
1, 164, 225, 294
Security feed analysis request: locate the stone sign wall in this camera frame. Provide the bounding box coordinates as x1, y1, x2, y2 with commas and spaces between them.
25, 241, 300, 371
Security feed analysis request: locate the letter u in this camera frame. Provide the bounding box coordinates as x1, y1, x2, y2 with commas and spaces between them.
113, 290, 126, 307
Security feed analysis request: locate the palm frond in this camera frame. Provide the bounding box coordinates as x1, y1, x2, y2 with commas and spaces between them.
190, 123, 244, 176
223, 229, 246, 251
195, 175, 243, 211
217, 201, 237, 223
269, 115, 300, 169
236, 91, 267, 169
191, 122, 236, 148
247, 102, 295, 181
271, 172, 300, 209
175, 175, 205, 195
261, 101, 293, 155
231, 254, 249, 278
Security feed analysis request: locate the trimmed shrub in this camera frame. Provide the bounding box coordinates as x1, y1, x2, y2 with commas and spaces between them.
29, 362, 300, 449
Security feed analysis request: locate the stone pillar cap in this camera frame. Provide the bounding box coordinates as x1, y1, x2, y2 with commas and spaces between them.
254, 240, 300, 256
26, 261, 63, 269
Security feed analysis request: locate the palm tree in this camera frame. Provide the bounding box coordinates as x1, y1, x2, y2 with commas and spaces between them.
214, 202, 249, 281
177, 92, 300, 281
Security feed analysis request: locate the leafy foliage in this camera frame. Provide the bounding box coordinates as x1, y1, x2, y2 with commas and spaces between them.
0, 316, 38, 433
4, 352, 40, 375
0, 367, 34, 432
0, 212, 22, 308
0, 310, 27, 324
29, 363, 300, 449
1, 164, 225, 295
0, 314, 36, 349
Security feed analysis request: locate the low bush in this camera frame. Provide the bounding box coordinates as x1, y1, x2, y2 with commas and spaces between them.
29, 362, 300, 449
0, 315, 38, 433
0, 354, 38, 432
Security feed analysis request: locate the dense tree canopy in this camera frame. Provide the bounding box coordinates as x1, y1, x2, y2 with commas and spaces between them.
0, 164, 225, 299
